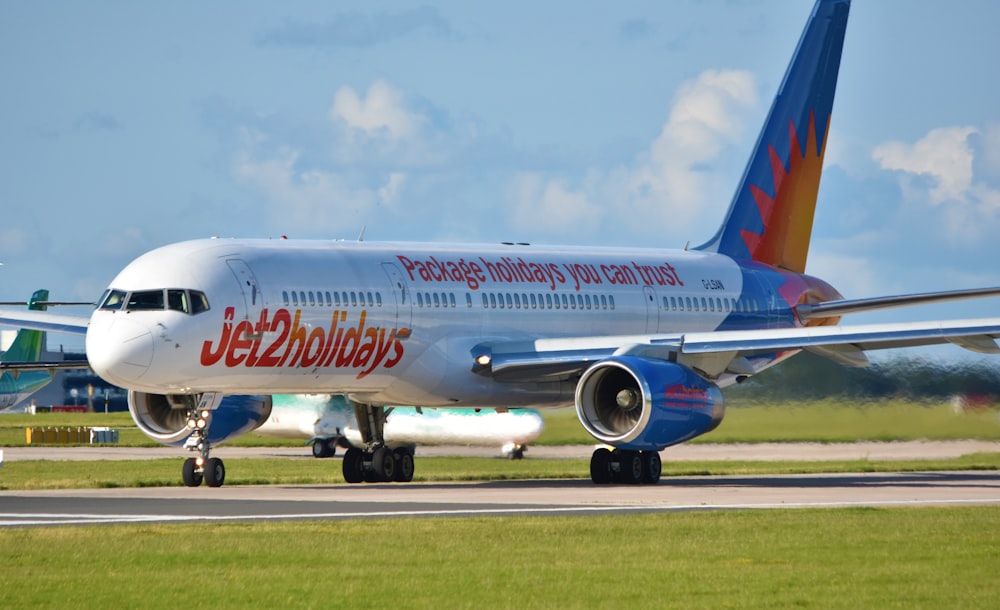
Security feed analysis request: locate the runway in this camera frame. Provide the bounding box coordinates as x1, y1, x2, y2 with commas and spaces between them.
2, 441, 999, 527
2, 471, 999, 527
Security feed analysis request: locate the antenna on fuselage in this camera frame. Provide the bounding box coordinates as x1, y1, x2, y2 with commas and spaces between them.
357, 226, 367, 242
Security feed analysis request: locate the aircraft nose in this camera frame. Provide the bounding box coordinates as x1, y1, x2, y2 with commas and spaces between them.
86, 315, 154, 387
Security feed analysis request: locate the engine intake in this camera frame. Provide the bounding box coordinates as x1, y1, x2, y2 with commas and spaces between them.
575, 357, 724, 451
128, 390, 273, 447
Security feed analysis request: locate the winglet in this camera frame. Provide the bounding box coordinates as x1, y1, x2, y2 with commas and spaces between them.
696, 0, 850, 274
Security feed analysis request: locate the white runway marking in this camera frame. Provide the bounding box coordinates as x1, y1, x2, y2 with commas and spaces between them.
3, 496, 999, 527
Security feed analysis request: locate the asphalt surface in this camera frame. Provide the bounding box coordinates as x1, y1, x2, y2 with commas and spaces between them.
1, 441, 999, 527
2, 472, 998, 527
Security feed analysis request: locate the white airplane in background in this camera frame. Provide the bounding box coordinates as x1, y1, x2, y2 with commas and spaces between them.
258, 394, 543, 466
3, 0, 1000, 488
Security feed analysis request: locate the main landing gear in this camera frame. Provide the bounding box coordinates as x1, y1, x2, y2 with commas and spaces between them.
342, 403, 416, 484
588, 447, 661, 485
180, 408, 226, 488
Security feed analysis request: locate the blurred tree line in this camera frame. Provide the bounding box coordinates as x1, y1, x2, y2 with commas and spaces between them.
727, 352, 1000, 401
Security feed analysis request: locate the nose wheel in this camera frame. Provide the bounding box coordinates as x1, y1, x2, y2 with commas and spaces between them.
180, 408, 226, 487
181, 455, 226, 487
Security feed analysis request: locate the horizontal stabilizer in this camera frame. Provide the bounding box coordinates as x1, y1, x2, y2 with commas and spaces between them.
796, 287, 1000, 321
0, 301, 94, 307
0, 361, 91, 372
681, 318, 1000, 356
0, 310, 90, 335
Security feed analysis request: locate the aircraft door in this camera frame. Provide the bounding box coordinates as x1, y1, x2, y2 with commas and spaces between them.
643, 286, 659, 333
226, 259, 264, 324
381, 262, 412, 331
744, 269, 776, 328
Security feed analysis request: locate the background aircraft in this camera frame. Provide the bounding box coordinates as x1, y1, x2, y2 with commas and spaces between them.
0, 290, 90, 412
257, 394, 543, 460
1, 0, 999, 489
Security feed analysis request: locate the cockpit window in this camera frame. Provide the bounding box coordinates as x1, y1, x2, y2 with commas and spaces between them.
167, 289, 188, 313
102, 288, 210, 314
127, 290, 165, 311
190, 291, 210, 314
99, 289, 127, 311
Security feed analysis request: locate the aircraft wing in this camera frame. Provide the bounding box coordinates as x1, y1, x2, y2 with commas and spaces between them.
0, 310, 89, 335
474, 317, 1000, 381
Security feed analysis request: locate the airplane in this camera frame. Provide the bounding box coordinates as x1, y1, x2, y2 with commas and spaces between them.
3, 0, 1000, 487
0, 290, 89, 412
257, 394, 544, 462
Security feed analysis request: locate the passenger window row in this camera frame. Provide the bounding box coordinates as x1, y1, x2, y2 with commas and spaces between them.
480, 292, 615, 311
416, 292, 457, 308
282, 290, 383, 309
661, 295, 763, 314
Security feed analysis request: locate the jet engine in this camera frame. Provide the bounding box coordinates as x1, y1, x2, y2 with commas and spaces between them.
128, 390, 272, 447
575, 357, 724, 451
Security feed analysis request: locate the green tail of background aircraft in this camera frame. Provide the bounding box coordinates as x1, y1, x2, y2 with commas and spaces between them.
0, 290, 55, 411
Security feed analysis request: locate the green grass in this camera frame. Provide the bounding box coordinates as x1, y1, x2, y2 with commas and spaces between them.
1, 507, 998, 608
4, 405, 998, 607
539, 399, 1000, 444
5, 399, 1000, 447
2, 453, 999, 491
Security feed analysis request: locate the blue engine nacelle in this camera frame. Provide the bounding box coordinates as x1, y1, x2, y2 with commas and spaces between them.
128, 390, 273, 447
575, 357, 724, 451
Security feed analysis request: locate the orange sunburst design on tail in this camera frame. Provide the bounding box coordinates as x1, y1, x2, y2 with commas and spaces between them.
739, 110, 829, 274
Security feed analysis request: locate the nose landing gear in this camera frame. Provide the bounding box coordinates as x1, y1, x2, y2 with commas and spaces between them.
180, 408, 226, 488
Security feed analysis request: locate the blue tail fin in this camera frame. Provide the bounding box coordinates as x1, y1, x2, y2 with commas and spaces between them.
696, 0, 850, 274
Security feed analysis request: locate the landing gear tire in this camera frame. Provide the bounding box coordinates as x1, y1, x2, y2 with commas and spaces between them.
393, 448, 415, 482
312, 438, 335, 458
372, 447, 396, 482
590, 447, 613, 484
617, 450, 643, 484
204, 457, 226, 488
182, 457, 203, 487
342, 447, 364, 484
641, 451, 662, 485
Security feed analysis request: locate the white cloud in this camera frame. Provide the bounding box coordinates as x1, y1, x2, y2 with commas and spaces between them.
510, 69, 757, 240
873, 126, 976, 204
233, 142, 391, 231
377, 172, 406, 207
330, 79, 424, 141
872, 125, 1000, 239
236, 72, 762, 243
510, 174, 603, 235
233, 79, 422, 233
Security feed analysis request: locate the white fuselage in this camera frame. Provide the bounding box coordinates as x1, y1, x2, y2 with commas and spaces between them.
84, 238, 780, 408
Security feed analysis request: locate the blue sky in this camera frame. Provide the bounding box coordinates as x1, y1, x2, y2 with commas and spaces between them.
2, 0, 999, 358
